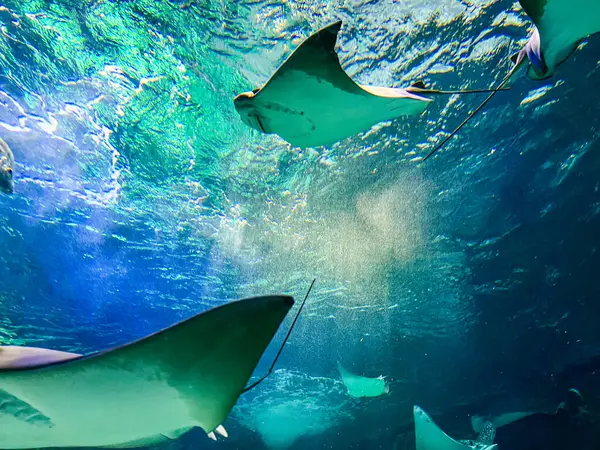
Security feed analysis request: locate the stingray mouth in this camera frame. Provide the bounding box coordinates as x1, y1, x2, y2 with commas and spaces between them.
237, 111, 266, 133
248, 115, 267, 133
233, 98, 267, 133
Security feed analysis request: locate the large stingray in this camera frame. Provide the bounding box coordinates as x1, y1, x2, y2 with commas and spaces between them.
234, 21, 505, 149
491, 396, 598, 450
0, 295, 293, 449
424, 0, 600, 160
413, 406, 498, 450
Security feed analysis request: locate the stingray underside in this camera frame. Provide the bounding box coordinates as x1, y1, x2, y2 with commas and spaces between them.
0, 295, 294, 449
337, 361, 387, 398
235, 21, 431, 148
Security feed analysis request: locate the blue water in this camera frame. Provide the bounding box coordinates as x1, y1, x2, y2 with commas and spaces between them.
1, 0, 600, 448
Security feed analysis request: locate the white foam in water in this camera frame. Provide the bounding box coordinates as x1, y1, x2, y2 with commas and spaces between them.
252, 400, 339, 449
234, 370, 353, 449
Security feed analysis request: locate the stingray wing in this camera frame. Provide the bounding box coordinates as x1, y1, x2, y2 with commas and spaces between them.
0, 346, 81, 369
518, 0, 546, 25
0, 295, 293, 449
414, 406, 498, 450
519, 0, 600, 77
256, 21, 362, 100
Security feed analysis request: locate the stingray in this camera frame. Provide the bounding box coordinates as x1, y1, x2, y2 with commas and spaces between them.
0, 137, 14, 194
512, 0, 600, 80
0, 295, 294, 449
337, 361, 389, 398
470, 387, 587, 434
424, 0, 600, 160
234, 21, 506, 149
413, 406, 498, 450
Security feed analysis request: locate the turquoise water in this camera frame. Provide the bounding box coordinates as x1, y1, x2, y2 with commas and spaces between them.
1, 1, 600, 449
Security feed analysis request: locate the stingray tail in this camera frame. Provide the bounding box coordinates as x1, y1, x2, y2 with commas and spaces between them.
421, 63, 520, 162
408, 81, 510, 95
433, 87, 510, 94
242, 279, 316, 393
